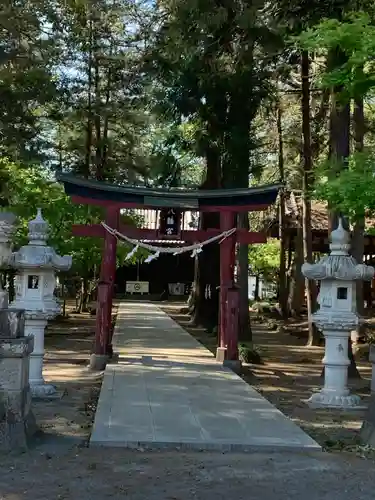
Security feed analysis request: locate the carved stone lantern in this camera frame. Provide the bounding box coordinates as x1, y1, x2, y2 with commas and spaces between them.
302, 219, 374, 409
10, 208, 72, 397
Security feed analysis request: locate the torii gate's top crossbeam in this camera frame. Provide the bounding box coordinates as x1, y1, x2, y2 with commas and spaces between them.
56, 173, 281, 213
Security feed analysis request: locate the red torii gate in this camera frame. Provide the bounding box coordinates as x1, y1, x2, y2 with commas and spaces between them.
57, 174, 280, 370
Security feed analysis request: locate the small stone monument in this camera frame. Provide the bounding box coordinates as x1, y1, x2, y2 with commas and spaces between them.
10, 208, 72, 398
302, 219, 374, 409
0, 308, 36, 450
0, 212, 36, 450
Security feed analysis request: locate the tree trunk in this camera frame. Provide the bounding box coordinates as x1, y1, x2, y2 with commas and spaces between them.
254, 275, 260, 301
61, 274, 67, 317
287, 234, 293, 273
328, 48, 350, 231
84, 16, 93, 178
276, 103, 288, 319
221, 76, 255, 341
58, 123, 63, 170
189, 240, 220, 332
101, 47, 112, 174
352, 94, 365, 342
311, 87, 330, 159
288, 226, 305, 317
93, 29, 102, 180
77, 277, 90, 313
77, 279, 84, 313
189, 142, 221, 330
328, 47, 360, 377
301, 50, 319, 346
82, 277, 90, 312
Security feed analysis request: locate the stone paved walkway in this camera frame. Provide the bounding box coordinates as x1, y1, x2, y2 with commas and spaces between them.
90, 301, 320, 451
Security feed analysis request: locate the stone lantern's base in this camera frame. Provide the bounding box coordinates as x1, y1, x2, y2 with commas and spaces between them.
306, 391, 367, 410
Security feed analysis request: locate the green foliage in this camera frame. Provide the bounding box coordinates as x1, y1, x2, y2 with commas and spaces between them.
146, 121, 204, 187
294, 12, 375, 100
1, 158, 146, 277
0, 0, 60, 163
314, 152, 375, 220
248, 239, 280, 279
52, 0, 153, 181
147, 0, 280, 188
238, 342, 262, 365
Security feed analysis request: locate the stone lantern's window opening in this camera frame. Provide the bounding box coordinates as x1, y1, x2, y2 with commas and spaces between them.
337, 287, 347, 300
28, 275, 39, 289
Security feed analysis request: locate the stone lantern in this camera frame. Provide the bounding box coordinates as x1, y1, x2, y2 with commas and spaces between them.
10, 208, 72, 397
302, 219, 374, 409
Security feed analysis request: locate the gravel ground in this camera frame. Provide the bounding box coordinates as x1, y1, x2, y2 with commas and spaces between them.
0, 445, 374, 500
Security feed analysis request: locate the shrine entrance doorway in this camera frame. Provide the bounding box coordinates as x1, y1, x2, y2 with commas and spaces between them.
57, 174, 280, 370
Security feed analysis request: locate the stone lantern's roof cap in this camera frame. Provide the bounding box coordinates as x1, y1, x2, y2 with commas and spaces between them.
28, 208, 49, 245
0, 212, 17, 226
0, 211, 17, 244
329, 218, 350, 256
302, 216, 375, 281
9, 209, 72, 271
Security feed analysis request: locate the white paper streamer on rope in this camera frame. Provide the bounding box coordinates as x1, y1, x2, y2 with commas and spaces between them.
101, 222, 236, 263
144, 251, 160, 263
191, 246, 203, 258
125, 244, 139, 261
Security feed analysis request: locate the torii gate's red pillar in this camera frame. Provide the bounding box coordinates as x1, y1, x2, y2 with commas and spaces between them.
90, 207, 119, 370
217, 211, 239, 366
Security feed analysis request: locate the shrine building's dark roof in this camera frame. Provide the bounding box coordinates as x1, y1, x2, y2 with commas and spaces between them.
56, 173, 282, 211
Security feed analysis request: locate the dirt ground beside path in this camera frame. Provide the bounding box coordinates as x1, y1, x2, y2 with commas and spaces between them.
160, 303, 373, 454
31, 303, 105, 443
1, 447, 375, 500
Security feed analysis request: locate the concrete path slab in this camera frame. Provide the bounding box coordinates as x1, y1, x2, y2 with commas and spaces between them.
90, 302, 321, 451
